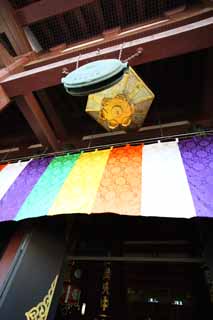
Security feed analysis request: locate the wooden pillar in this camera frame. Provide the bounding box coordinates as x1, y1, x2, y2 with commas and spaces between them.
0, 43, 11, 111
0, 0, 31, 55
15, 93, 60, 151
36, 89, 67, 141
0, 229, 25, 289
0, 85, 10, 111
0, 43, 14, 67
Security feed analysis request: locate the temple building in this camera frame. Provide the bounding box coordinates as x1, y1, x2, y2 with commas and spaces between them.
0, 0, 213, 319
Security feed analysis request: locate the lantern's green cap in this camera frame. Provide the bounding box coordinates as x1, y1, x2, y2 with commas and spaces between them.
62, 59, 128, 88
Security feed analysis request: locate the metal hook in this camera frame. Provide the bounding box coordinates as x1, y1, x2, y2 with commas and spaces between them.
62, 67, 69, 75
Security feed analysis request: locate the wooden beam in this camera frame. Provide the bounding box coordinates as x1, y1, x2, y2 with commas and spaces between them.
15, 93, 60, 150
0, 85, 10, 111
49, 44, 66, 53
15, 0, 95, 26
0, 146, 46, 162
164, 5, 187, 18
36, 90, 67, 140
23, 8, 213, 70
0, 43, 14, 67
0, 48, 35, 112
67, 255, 203, 263
0, 0, 31, 55
102, 27, 121, 41
2, 17, 213, 97
0, 52, 35, 84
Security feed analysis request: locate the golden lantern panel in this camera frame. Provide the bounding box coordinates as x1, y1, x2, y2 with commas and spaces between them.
86, 67, 155, 131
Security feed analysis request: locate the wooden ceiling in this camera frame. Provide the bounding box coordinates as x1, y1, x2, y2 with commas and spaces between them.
10, 0, 199, 50
0, 0, 212, 159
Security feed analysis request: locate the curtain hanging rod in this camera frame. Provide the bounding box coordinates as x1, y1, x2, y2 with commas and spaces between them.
1, 129, 213, 164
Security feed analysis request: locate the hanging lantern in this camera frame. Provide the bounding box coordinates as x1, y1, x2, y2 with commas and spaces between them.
62, 59, 128, 96
62, 59, 155, 131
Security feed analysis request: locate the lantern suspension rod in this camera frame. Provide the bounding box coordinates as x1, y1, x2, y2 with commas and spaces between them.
117, 43, 144, 63
0, 128, 212, 164
118, 42, 125, 60
76, 54, 81, 69
123, 47, 144, 63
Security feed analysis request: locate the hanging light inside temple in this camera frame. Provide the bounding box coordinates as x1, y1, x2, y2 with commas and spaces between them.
62, 59, 155, 131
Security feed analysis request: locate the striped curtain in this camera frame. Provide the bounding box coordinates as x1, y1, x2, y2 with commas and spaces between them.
0, 137, 212, 222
